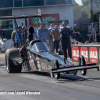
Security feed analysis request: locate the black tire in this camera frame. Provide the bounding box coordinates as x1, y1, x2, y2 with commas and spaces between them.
5, 48, 22, 73
53, 59, 60, 79
79, 55, 87, 76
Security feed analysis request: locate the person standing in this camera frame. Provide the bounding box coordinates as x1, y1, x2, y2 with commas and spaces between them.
11, 29, 16, 47
50, 25, 60, 53
22, 26, 27, 40
28, 26, 34, 42
22, 26, 28, 45
70, 27, 77, 39
37, 23, 48, 43
15, 25, 22, 47
0, 27, 5, 40
60, 21, 72, 64
48, 24, 53, 51
75, 32, 83, 42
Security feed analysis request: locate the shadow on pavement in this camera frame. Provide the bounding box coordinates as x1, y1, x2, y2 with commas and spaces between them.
21, 71, 89, 82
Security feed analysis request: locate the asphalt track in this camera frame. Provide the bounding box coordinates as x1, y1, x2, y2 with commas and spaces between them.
0, 53, 100, 100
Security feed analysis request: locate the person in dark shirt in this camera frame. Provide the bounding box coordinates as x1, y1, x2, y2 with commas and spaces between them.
0, 27, 5, 40
60, 21, 72, 64
22, 26, 27, 45
70, 27, 82, 42
75, 32, 83, 42
15, 25, 23, 47
22, 26, 27, 40
28, 26, 34, 42
70, 27, 77, 39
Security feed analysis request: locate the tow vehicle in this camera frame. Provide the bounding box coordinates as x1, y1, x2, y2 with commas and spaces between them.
0, 37, 13, 52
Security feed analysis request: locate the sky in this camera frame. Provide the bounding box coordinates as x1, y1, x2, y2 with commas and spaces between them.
75, 0, 83, 5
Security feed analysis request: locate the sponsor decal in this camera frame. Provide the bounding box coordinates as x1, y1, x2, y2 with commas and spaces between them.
89, 47, 98, 63
29, 56, 34, 65
29, 56, 32, 60
36, 55, 39, 60
48, 65, 52, 69
72, 46, 79, 61
37, 61, 41, 69
41, 63, 48, 70
29, 13, 60, 27
80, 47, 88, 62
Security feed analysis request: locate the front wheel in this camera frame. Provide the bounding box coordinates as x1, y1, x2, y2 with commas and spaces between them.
79, 55, 87, 76
53, 59, 60, 79
80, 70, 87, 76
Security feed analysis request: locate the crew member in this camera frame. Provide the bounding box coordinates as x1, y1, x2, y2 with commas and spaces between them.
22, 26, 27, 45
0, 26, 5, 40
75, 32, 83, 42
48, 24, 54, 51
70, 27, 77, 39
37, 23, 48, 43
50, 25, 60, 53
15, 25, 22, 47
11, 29, 16, 47
60, 21, 72, 64
28, 26, 34, 42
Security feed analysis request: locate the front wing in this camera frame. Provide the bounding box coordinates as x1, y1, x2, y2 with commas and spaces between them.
51, 63, 99, 73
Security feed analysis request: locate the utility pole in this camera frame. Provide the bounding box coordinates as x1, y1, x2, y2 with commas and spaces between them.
90, 0, 93, 22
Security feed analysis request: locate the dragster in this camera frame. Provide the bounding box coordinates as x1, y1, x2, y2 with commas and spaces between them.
5, 40, 99, 79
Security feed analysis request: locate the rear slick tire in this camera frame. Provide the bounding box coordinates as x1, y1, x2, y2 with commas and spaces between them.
5, 48, 22, 73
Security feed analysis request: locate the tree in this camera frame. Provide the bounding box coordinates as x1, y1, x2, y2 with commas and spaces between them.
82, 0, 89, 5
81, 5, 91, 19
73, 0, 90, 20
73, 2, 82, 20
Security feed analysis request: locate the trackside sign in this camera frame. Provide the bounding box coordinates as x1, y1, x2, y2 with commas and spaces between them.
72, 46, 79, 61
72, 45, 100, 64
80, 47, 88, 62
29, 13, 60, 27
89, 47, 98, 63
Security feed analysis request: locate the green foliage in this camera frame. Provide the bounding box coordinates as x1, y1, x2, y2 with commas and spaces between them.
82, 0, 89, 6
73, 0, 91, 20
73, 3, 82, 20
81, 5, 91, 19
93, 12, 100, 22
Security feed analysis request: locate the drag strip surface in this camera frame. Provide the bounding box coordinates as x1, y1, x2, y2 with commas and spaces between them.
0, 53, 100, 100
